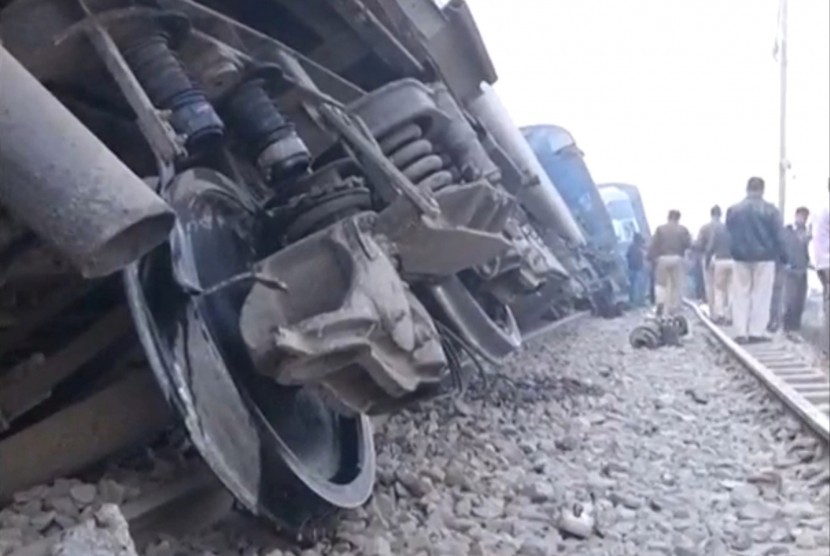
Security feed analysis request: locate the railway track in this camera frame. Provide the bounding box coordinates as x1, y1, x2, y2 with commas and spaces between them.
687, 301, 830, 443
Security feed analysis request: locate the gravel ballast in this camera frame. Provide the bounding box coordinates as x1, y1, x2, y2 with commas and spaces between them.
3, 311, 828, 556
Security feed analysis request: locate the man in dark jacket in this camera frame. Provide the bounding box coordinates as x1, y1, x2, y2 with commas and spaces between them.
725, 177, 785, 343
780, 207, 812, 336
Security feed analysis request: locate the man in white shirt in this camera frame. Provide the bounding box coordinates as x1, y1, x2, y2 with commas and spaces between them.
814, 180, 830, 354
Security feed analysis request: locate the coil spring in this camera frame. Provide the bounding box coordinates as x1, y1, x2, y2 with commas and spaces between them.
378, 123, 455, 190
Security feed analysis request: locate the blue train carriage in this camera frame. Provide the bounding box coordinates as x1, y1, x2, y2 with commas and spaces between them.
597, 183, 652, 258
521, 125, 629, 308
598, 183, 654, 303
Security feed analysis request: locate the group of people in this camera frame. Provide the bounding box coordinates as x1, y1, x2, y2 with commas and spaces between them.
626, 176, 830, 347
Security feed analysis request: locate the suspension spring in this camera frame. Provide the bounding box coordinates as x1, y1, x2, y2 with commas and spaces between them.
123, 33, 224, 153
378, 123, 455, 191
223, 78, 311, 185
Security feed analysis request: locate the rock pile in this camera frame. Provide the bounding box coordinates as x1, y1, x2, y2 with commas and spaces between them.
4, 312, 828, 556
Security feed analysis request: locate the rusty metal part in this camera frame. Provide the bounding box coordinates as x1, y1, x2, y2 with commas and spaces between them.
629, 315, 689, 349
349, 78, 449, 141
687, 301, 829, 442
629, 321, 662, 349
323, 0, 424, 77
0, 370, 171, 500
0, 46, 175, 278
366, 0, 497, 102
240, 213, 447, 415
0, 306, 133, 429
375, 180, 514, 277
425, 276, 521, 364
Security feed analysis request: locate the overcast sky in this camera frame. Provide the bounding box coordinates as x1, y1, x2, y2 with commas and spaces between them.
467, 0, 829, 233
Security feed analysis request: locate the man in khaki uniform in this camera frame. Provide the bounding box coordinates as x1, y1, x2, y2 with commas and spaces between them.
705, 210, 733, 324
648, 210, 692, 315
695, 205, 723, 313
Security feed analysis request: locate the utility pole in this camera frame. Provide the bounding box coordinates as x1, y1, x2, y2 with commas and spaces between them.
777, 0, 788, 214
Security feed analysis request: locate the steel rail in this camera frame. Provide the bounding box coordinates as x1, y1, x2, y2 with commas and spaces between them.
686, 300, 829, 442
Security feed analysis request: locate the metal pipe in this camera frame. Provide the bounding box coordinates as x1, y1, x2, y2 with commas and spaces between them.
0, 46, 175, 278
467, 83, 586, 245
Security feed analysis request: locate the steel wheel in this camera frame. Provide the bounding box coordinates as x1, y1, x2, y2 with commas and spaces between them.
124, 168, 374, 541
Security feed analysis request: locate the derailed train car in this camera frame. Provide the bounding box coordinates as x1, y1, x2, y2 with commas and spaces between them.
0, 0, 622, 538
522, 125, 629, 312
598, 182, 652, 259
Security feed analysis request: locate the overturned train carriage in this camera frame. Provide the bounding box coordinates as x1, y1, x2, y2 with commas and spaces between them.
0, 0, 622, 538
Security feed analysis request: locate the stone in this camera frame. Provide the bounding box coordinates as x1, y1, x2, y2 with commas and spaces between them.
69, 484, 97, 506
609, 492, 642, 510
737, 501, 778, 521
517, 538, 550, 556
795, 530, 817, 549
523, 482, 555, 503
396, 471, 431, 498
31, 510, 56, 532
673, 545, 699, 556
728, 531, 753, 551
554, 435, 579, 452
50, 504, 138, 556
471, 498, 504, 520
15, 499, 43, 518
782, 501, 819, 519
98, 480, 126, 506
46, 497, 79, 517
366, 536, 393, 556
769, 526, 793, 543
557, 508, 594, 539
455, 497, 472, 517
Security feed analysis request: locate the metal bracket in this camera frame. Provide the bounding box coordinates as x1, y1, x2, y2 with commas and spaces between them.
67, 2, 186, 165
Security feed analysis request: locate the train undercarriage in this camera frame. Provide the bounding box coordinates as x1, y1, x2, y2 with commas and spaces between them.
0, 0, 624, 539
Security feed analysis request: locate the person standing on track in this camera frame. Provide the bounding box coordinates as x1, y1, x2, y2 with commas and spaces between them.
648, 210, 692, 316
704, 208, 733, 324
780, 207, 812, 338
814, 180, 830, 355
726, 177, 785, 344
695, 205, 723, 314
626, 233, 647, 307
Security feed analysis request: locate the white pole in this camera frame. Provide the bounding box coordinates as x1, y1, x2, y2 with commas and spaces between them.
778, 0, 788, 214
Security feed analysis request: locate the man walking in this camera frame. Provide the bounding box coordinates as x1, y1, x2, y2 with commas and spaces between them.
648, 210, 692, 315
705, 208, 733, 324
626, 233, 647, 307
814, 181, 829, 354
726, 177, 785, 344
780, 207, 812, 337
695, 205, 723, 313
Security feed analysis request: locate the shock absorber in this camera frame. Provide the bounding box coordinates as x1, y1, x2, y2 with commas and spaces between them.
377, 122, 454, 191
223, 77, 311, 185
123, 32, 224, 153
